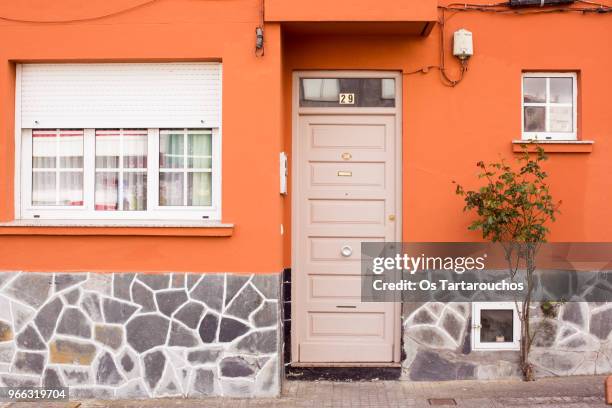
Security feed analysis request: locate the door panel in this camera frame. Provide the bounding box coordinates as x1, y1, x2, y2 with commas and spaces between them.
295, 113, 399, 364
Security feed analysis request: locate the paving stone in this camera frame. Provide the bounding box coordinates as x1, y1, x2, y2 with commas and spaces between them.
187, 349, 222, 365
62, 367, 90, 386
155, 365, 181, 396
411, 308, 437, 324
4, 273, 52, 308
54, 273, 86, 292
198, 313, 219, 343
0, 342, 15, 363
156, 289, 188, 317
11, 301, 35, 333
590, 307, 612, 340
43, 367, 63, 388
218, 317, 249, 342
49, 339, 96, 365
34, 297, 63, 341
174, 302, 205, 329
408, 350, 476, 381
81, 292, 103, 322
251, 274, 278, 299
131, 281, 157, 313
1, 374, 38, 387
226, 284, 263, 321
57, 307, 92, 338
234, 329, 277, 354
168, 322, 198, 347
103, 298, 138, 324
113, 273, 135, 301
16, 325, 45, 350
62, 288, 81, 305
116, 380, 149, 398
95, 324, 123, 350
252, 301, 278, 328
225, 275, 250, 306
254, 356, 279, 396
96, 351, 123, 385
186, 274, 202, 291
171, 273, 185, 289
441, 309, 464, 343
13, 351, 45, 375
126, 314, 170, 353
561, 302, 588, 329
0, 320, 13, 342
189, 368, 214, 396
143, 350, 165, 390
0, 296, 11, 323
118, 348, 141, 380
137, 274, 170, 291
82, 273, 112, 295
220, 356, 256, 378
190, 274, 224, 312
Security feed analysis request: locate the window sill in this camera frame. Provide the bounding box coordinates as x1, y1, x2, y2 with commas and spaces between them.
0, 220, 234, 237
512, 140, 594, 153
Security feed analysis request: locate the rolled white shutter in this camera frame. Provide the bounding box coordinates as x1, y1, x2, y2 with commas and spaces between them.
20, 63, 221, 129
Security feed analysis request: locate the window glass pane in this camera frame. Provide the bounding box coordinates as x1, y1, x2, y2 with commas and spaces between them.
95, 129, 148, 211
188, 132, 212, 169
523, 77, 546, 103
95, 172, 119, 211
32, 172, 56, 206
32, 131, 56, 168
480, 309, 514, 343
300, 78, 396, 107
59, 131, 84, 168
123, 172, 147, 211
524, 106, 545, 132
550, 77, 572, 103
187, 172, 211, 206
32, 129, 83, 206
159, 172, 184, 206
123, 130, 148, 169
59, 172, 84, 206
549, 106, 573, 132
160, 133, 184, 169
96, 130, 120, 168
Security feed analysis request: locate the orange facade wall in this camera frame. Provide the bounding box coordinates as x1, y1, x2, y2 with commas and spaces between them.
0, 0, 284, 273
281, 10, 612, 266
0, 1, 610, 274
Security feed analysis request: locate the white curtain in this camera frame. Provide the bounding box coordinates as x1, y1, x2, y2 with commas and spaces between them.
32, 129, 83, 206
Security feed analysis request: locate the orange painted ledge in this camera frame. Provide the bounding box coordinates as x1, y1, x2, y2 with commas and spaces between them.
512, 140, 594, 153
0, 220, 234, 237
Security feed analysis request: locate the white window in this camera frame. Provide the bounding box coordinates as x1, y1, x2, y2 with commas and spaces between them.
16, 63, 222, 221
522, 72, 577, 141
471, 302, 520, 351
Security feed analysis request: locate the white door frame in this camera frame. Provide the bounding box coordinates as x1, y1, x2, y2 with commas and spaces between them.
290, 70, 403, 365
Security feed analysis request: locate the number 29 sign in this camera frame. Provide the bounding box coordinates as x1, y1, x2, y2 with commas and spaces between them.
339, 93, 355, 105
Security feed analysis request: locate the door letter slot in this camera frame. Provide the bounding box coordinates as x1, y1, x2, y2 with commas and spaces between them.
336, 305, 357, 309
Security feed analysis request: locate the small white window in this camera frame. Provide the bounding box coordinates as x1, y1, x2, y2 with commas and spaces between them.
472, 302, 520, 351
522, 72, 577, 141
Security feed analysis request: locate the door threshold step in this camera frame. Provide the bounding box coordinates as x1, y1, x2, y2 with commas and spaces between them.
286, 365, 401, 381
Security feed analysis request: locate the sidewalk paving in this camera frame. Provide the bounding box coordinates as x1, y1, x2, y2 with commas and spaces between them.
4, 375, 609, 408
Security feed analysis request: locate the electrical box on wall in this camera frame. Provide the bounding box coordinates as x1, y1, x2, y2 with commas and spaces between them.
453, 29, 474, 60
280, 152, 288, 195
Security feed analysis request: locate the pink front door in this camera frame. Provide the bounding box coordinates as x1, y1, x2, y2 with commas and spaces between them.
292, 80, 401, 364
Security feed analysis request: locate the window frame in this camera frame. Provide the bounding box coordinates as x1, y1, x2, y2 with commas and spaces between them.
471, 302, 521, 351
19, 128, 222, 221
521, 72, 578, 141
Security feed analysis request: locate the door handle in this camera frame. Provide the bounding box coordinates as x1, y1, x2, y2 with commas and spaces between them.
341, 245, 353, 257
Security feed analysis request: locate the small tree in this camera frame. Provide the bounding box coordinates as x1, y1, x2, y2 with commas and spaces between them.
454, 145, 561, 381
